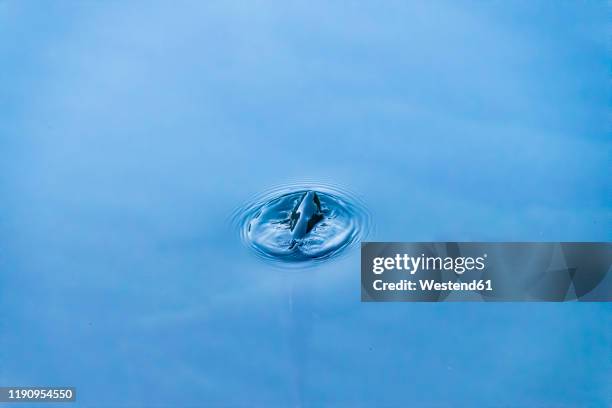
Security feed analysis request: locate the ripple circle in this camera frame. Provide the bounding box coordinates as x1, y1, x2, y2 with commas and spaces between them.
233, 183, 370, 266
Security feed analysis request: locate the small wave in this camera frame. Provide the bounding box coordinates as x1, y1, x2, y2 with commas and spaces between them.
232, 182, 371, 267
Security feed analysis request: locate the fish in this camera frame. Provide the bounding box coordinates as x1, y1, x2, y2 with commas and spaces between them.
288, 191, 323, 248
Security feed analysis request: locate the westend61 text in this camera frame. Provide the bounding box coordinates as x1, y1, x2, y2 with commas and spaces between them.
372, 279, 493, 292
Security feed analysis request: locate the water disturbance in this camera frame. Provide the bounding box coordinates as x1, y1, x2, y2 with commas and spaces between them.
235, 184, 370, 265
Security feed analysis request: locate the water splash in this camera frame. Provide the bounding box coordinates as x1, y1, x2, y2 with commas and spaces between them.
234, 183, 370, 266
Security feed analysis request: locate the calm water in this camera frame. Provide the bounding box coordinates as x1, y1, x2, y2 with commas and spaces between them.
1, 1, 610, 407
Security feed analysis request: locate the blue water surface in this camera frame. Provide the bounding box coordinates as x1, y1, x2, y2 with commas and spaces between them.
1, 1, 610, 407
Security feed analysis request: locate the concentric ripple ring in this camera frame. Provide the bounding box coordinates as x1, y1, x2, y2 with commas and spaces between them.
233, 183, 371, 266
